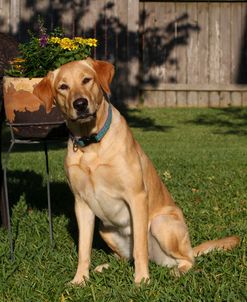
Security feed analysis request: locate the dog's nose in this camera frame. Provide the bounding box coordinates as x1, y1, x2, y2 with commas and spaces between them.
73, 98, 88, 113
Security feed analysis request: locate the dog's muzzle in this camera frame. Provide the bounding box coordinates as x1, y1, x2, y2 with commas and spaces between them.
73, 98, 88, 114
72, 98, 96, 121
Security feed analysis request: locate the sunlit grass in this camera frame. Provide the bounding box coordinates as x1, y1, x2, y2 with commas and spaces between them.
1, 107, 246, 301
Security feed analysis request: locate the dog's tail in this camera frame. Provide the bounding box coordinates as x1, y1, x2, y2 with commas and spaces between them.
193, 236, 240, 257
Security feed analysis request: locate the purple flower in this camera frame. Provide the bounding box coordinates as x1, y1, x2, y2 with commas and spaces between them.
39, 34, 48, 47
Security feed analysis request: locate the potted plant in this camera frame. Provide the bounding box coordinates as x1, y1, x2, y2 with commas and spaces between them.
3, 22, 97, 138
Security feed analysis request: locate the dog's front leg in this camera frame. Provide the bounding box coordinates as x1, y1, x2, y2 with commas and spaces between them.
130, 192, 149, 284
70, 197, 95, 285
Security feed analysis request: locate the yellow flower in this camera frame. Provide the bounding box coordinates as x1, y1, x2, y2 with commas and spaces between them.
49, 36, 97, 50
9, 57, 26, 65
15, 64, 23, 70
75, 37, 98, 47
49, 37, 61, 44
85, 38, 98, 47
59, 38, 78, 50
74, 37, 85, 44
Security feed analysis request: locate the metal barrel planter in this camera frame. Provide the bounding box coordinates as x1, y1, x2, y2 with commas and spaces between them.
3, 76, 67, 139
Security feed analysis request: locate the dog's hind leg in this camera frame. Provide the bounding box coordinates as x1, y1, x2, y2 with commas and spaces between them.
94, 224, 133, 273
150, 210, 194, 275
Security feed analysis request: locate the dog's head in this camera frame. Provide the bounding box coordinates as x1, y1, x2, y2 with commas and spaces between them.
33, 58, 114, 123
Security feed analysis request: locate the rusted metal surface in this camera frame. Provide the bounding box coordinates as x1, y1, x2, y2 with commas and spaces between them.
12, 106, 67, 139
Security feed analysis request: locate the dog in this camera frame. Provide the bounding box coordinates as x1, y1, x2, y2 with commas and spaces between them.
34, 58, 240, 285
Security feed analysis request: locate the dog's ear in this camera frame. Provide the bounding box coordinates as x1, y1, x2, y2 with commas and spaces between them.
33, 72, 54, 113
92, 60, 115, 95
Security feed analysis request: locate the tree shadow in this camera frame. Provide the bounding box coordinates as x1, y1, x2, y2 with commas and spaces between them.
140, 10, 200, 85
1, 1, 200, 236
4, 0, 200, 132
186, 107, 247, 136
124, 108, 173, 132
2, 169, 109, 251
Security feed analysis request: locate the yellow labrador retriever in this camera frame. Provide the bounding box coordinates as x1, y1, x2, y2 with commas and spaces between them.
34, 58, 239, 285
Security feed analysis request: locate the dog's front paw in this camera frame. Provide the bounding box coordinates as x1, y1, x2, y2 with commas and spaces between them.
134, 273, 150, 285
68, 275, 88, 287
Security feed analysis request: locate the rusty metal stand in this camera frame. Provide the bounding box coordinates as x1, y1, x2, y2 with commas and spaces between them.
2, 121, 65, 259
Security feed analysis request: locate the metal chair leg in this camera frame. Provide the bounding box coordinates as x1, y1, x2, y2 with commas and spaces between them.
44, 141, 54, 247
3, 167, 14, 260
2, 140, 15, 260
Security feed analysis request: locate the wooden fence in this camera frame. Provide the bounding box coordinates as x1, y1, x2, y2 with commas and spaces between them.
1, 0, 247, 107
141, 1, 247, 107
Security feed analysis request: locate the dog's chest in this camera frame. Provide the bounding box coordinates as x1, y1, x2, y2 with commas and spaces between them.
66, 151, 131, 228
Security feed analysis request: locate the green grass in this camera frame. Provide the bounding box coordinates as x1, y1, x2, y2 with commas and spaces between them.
1, 107, 247, 301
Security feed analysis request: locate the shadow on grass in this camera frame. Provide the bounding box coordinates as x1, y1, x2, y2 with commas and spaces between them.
4, 169, 109, 251
2, 107, 173, 154
186, 107, 247, 136
1, 125, 68, 153
1, 107, 172, 251
123, 108, 174, 132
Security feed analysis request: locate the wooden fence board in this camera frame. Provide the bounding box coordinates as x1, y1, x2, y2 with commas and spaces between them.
198, 91, 209, 107
142, 83, 247, 92
60, 1, 74, 35
113, 0, 128, 105
231, 3, 242, 83
143, 91, 156, 107
176, 91, 187, 107
197, 2, 209, 84
219, 92, 231, 107
9, 0, 20, 34
143, 90, 166, 107
187, 91, 198, 107
187, 2, 198, 84
209, 3, 220, 84
165, 91, 176, 107
142, 1, 157, 84
219, 2, 231, 84
209, 91, 220, 107
163, 2, 176, 84
1, 0, 247, 107
242, 92, 247, 106
156, 91, 166, 107
231, 91, 242, 107
175, 2, 187, 84
0, 0, 10, 33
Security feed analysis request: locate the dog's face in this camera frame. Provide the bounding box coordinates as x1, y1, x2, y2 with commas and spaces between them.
34, 58, 114, 123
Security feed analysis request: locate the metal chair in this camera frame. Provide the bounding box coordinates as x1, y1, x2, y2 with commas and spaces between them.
2, 120, 67, 259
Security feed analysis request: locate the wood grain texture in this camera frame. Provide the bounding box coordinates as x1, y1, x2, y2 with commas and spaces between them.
219, 2, 231, 84
198, 91, 209, 107
0, 0, 10, 33
209, 91, 220, 107
231, 2, 242, 83
197, 2, 209, 84
187, 2, 198, 84
165, 91, 177, 107
187, 91, 198, 107
209, 3, 220, 84
1, 1, 247, 107
219, 92, 231, 107
231, 92, 242, 107
175, 2, 187, 84
176, 91, 187, 107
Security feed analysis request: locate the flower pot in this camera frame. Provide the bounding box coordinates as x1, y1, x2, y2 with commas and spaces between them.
3, 76, 67, 139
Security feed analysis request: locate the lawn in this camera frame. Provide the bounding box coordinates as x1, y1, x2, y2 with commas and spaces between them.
1, 107, 247, 302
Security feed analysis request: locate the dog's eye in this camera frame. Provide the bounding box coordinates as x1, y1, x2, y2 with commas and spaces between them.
82, 77, 92, 85
59, 84, 69, 90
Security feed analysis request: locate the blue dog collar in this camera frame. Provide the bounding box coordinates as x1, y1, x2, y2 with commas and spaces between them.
70, 104, 112, 149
